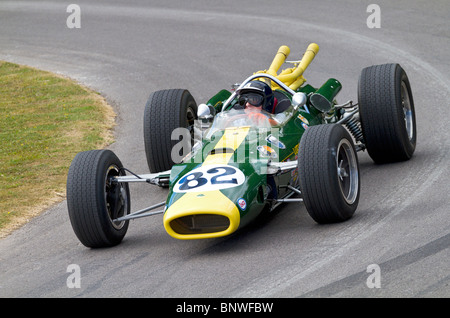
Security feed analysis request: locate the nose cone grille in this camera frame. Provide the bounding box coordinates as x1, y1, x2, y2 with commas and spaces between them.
170, 214, 230, 234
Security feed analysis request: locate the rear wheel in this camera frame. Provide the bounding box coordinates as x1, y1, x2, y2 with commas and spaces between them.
143, 89, 197, 172
298, 124, 360, 223
358, 63, 416, 163
67, 150, 130, 248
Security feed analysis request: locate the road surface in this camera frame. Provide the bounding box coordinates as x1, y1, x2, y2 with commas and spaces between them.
0, 0, 449, 297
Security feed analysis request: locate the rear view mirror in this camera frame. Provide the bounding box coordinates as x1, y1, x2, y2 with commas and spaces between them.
197, 103, 215, 118
292, 92, 306, 109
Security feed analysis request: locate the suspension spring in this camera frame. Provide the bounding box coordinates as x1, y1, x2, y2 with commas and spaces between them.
345, 117, 364, 143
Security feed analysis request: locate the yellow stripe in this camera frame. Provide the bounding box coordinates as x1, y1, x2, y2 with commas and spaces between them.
163, 126, 251, 239
203, 126, 250, 165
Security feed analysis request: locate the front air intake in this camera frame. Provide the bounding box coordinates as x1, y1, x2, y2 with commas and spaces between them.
163, 190, 240, 239
169, 214, 230, 234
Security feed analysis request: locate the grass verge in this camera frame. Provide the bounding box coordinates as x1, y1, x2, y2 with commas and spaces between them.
0, 61, 115, 238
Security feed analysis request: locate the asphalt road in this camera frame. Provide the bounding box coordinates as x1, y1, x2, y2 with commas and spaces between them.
0, 0, 449, 298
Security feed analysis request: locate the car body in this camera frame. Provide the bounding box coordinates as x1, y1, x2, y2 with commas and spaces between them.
66, 43, 416, 247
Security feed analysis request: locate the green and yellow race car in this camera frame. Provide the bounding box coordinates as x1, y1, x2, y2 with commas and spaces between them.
66, 43, 416, 247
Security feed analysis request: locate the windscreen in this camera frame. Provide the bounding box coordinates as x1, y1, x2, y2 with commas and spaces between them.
204, 108, 292, 140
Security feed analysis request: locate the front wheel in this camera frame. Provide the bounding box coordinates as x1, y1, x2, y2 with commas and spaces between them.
66, 150, 130, 248
143, 89, 197, 173
298, 124, 360, 223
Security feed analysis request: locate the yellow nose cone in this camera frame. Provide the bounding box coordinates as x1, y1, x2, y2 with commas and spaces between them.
164, 191, 240, 240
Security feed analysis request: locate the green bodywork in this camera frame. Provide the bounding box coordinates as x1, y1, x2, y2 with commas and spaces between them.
165, 78, 342, 234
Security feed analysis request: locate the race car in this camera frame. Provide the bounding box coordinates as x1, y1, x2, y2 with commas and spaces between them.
66, 43, 416, 247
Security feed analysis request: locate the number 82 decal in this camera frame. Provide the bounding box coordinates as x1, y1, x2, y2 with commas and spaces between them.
174, 164, 245, 193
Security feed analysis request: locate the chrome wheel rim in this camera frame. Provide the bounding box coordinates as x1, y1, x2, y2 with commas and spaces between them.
105, 165, 128, 230
401, 81, 414, 141
337, 139, 359, 204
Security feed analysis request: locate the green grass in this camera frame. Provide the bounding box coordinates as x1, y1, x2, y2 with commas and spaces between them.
0, 61, 115, 237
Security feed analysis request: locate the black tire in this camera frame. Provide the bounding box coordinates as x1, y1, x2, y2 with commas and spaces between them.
143, 89, 197, 173
298, 124, 360, 223
358, 63, 416, 163
66, 150, 130, 248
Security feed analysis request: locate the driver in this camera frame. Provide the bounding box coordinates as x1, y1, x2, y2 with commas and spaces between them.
234, 80, 278, 126
235, 80, 275, 113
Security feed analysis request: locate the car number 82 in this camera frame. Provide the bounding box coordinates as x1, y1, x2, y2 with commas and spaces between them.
173, 164, 245, 193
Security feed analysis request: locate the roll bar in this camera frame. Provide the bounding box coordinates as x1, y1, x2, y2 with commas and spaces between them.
222, 73, 295, 110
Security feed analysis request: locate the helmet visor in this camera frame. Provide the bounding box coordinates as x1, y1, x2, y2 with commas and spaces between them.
238, 93, 264, 107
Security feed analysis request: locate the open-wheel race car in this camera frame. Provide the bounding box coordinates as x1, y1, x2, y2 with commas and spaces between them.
66, 43, 417, 247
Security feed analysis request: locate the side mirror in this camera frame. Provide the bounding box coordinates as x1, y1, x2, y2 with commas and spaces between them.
310, 78, 342, 113
292, 92, 306, 109
197, 103, 215, 118
310, 93, 333, 112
